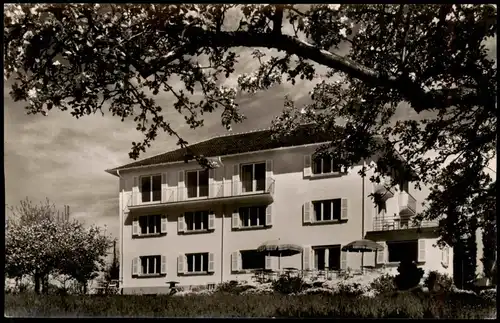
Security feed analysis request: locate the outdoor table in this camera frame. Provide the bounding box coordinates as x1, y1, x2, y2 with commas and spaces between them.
166, 281, 180, 294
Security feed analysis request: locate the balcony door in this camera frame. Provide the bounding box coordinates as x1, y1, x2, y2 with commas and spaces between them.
186, 170, 209, 198
241, 162, 266, 193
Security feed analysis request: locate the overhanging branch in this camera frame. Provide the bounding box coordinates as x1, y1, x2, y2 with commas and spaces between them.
137, 27, 481, 113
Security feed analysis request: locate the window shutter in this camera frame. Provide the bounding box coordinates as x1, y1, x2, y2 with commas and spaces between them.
177, 214, 185, 233
324, 248, 330, 269
231, 251, 240, 272
418, 239, 426, 263
161, 172, 167, 202
341, 198, 349, 220
340, 251, 347, 270
208, 253, 215, 272
161, 256, 167, 275
208, 211, 215, 230
376, 242, 386, 265
132, 218, 139, 237
304, 155, 312, 177
133, 176, 139, 205
303, 202, 312, 224
232, 164, 240, 195
208, 169, 215, 198
161, 215, 168, 234
232, 210, 240, 229
132, 257, 139, 276
443, 246, 450, 267
177, 171, 185, 201
302, 246, 311, 270
265, 205, 272, 226
266, 159, 273, 181
265, 255, 273, 270
177, 255, 185, 274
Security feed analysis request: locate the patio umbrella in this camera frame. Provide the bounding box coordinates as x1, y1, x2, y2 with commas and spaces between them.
342, 239, 384, 273
257, 239, 303, 270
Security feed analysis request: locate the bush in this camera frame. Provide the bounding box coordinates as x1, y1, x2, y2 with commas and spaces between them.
424, 271, 454, 293
479, 288, 496, 303
272, 276, 305, 295
215, 280, 254, 295
394, 260, 424, 290
370, 274, 396, 295
336, 282, 365, 297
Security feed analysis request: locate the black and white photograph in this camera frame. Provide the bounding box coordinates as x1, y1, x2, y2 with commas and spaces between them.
4, 3, 497, 318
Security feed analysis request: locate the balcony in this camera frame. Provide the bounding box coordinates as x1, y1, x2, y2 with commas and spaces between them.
372, 217, 439, 232
399, 191, 416, 216
126, 177, 275, 212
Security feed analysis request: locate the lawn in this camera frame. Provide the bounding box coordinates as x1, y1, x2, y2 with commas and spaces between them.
5, 291, 496, 318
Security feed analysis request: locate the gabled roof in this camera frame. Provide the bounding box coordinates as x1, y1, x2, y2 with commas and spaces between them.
106, 124, 335, 176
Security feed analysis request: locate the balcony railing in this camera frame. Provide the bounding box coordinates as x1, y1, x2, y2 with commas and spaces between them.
127, 177, 275, 207
399, 191, 417, 215
372, 217, 438, 231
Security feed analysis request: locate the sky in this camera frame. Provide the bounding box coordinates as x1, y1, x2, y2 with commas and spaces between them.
4, 6, 497, 244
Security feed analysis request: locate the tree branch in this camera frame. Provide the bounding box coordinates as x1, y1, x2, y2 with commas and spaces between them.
137, 28, 476, 114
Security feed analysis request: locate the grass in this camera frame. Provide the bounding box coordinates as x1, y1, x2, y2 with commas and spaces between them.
5, 291, 496, 318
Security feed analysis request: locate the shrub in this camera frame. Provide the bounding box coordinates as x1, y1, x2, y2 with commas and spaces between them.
424, 271, 454, 293
370, 274, 396, 295
272, 276, 305, 295
336, 282, 365, 297
479, 288, 496, 303
394, 260, 424, 290
215, 280, 255, 295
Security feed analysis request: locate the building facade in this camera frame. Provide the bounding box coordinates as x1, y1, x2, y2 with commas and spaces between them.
106, 127, 453, 294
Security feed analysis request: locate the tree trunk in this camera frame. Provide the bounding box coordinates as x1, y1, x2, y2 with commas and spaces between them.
34, 273, 41, 294
41, 274, 49, 295
83, 281, 88, 295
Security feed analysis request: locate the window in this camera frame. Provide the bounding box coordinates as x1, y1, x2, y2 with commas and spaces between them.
140, 255, 161, 275
185, 211, 209, 231
139, 215, 161, 235
240, 206, 266, 227
141, 175, 161, 203
241, 163, 266, 193
313, 199, 342, 222
313, 245, 341, 270
186, 253, 209, 273
387, 240, 418, 263
313, 155, 341, 175
241, 250, 266, 270
186, 170, 209, 198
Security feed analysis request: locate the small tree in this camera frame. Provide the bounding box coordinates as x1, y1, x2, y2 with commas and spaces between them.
394, 260, 424, 291
104, 240, 120, 283
55, 221, 113, 294
5, 198, 112, 294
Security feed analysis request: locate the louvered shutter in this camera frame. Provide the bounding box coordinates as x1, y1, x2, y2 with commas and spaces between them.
161, 172, 167, 202
304, 155, 312, 177
303, 246, 311, 270
208, 211, 215, 230
231, 251, 240, 272
177, 171, 185, 201
161, 215, 168, 234
132, 218, 139, 237
132, 257, 139, 276
376, 242, 386, 265
208, 253, 215, 273
232, 210, 240, 229
133, 176, 139, 205
340, 198, 349, 220
340, 251, 348, 270
303, 202, 312, 224
208, 169, 215, 197
177, 255, 185, 274
232, 164, 240, 195
161, 256, 167, 274
265, 205, 272, 226
266, 160, 273, 191
177, 214, 185, 233
418, 239, 426, 263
